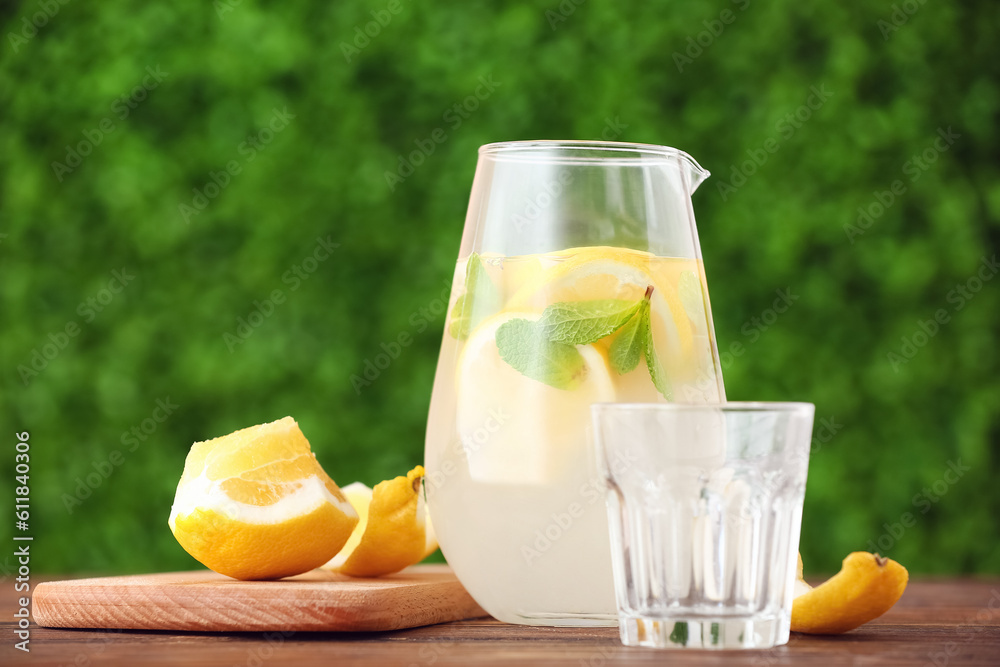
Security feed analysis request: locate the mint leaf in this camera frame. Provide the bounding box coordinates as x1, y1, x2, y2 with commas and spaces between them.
537, 299, 642, 345
495, 318, 587, 390
669, 621, 689, 646
645, 312, 673, 400
448, 253, 499, 340
447, 293, 471, 339
609, 300, 649, 374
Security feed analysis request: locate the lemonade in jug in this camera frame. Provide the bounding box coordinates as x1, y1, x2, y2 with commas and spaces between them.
425, 142, 725, 625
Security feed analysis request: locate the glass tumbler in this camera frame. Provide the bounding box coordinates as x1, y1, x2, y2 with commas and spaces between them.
592, 402, 815, 648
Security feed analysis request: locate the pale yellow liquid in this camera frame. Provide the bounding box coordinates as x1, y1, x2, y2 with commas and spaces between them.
425, 248, 725, 625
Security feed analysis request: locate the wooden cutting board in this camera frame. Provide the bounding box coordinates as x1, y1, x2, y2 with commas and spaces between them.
32, 564, 487, 632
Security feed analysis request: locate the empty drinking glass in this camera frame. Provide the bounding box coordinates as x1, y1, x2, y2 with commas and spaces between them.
592, 402, 815, 649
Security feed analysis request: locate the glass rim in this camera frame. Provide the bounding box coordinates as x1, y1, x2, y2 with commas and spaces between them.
477, 140, 708, 174
591, 401, 815, 415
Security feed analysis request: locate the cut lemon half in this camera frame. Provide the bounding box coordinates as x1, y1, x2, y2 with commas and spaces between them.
325, 466, 437, 577
168, 417, 358, 580
455, 311, 616, 484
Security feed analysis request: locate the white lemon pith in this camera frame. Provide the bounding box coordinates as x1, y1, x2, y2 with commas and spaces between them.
168, 417, 358, 581
794, 552, 813, 598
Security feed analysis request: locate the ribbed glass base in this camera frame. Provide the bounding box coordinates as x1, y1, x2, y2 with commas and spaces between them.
620, 614, 790, 650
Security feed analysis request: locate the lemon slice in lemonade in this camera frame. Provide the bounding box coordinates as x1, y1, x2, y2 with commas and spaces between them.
455, 312, 615, 485
506, 246, 694, 381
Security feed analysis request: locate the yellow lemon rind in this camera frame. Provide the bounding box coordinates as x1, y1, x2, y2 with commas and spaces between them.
791, 552, 909, 634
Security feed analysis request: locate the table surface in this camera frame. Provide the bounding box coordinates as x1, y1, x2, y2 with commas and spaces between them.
3, 577, 1000, 666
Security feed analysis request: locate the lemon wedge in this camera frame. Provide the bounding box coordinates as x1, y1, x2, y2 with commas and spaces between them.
168, 417, 358, 581
792, 552, 909, 634
325, 466, 437, 577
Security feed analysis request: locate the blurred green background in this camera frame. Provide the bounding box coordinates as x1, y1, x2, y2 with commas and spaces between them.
1, 0, 997, 577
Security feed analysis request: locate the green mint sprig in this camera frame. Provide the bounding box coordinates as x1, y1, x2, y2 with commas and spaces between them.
537, 299, 642, 345
494, 285, 672, 399
608, 298, 649, 374
448, 253, 500, 340
495, 319, 587, 390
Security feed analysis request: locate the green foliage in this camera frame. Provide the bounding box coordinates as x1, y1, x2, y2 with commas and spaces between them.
1, 0, 997, 575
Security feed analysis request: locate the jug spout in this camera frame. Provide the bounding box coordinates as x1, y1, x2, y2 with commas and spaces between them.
678, 151, 710, 193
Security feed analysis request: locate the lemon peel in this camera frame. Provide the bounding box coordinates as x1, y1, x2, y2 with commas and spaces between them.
326, 465, 438, 577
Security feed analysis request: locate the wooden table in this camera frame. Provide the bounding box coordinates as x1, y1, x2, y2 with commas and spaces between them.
3, 578, 999, 666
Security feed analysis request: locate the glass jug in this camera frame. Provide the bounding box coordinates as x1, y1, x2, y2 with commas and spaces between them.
424, 141, 726, 626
